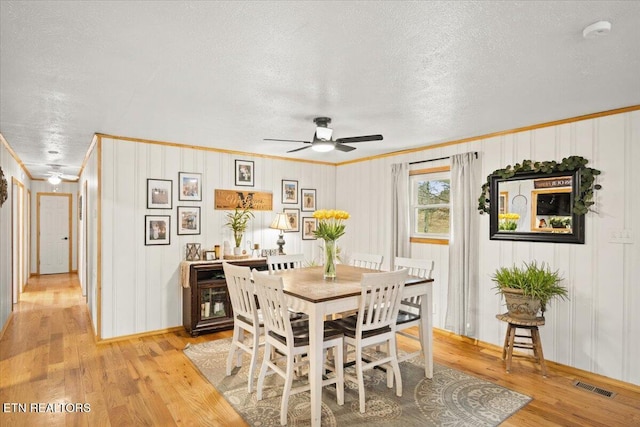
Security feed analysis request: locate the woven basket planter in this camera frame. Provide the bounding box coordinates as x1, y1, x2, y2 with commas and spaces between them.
501, 288, 541, 320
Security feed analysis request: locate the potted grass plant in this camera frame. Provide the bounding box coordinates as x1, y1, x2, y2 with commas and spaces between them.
224, 207, 254, 255
492, 261, 568, 319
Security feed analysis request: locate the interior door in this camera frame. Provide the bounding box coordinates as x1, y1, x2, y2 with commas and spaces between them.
39, 194, 71, 274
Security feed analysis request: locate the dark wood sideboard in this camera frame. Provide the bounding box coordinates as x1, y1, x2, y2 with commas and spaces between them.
182, 258, 268, 336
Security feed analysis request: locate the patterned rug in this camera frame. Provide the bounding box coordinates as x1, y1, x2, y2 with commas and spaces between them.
184, 338, 531, 426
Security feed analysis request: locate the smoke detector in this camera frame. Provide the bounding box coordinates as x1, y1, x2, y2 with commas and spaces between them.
583, 21, 611, 38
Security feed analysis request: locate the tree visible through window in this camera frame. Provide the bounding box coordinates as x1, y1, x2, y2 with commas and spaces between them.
411, 171, 450, 239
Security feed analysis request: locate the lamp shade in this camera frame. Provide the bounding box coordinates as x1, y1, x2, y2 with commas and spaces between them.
270, 213, 292, 231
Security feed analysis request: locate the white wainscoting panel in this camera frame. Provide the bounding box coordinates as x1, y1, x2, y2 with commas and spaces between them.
97, 137, 336, 339
336, 111, 640, 385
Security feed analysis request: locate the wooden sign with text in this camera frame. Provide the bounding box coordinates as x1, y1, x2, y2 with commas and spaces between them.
534, 177, 572, 189
215, 189, 273, 211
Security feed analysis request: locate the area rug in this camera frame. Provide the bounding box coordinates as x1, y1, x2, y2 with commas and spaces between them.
184, 338, 531, 426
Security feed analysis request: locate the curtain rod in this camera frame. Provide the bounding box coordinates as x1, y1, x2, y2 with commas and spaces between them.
409, 151, 478, 165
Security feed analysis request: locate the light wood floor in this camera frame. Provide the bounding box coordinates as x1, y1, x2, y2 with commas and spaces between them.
1, 274, 638, 426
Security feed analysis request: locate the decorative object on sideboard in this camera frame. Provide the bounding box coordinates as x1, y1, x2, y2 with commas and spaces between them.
492, 261, 568, 320
224, 207, 254, 255
0, 167, 7, 207
185, 243, 201, 261
270, 213, 292, 255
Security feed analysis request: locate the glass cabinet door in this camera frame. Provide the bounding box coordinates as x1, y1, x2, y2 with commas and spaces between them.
199, 287, 228, 320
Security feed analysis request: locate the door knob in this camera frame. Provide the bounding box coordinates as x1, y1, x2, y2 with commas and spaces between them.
63, 237, 68, 240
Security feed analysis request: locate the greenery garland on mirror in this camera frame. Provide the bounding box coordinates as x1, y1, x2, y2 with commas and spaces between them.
0, 167, 8, 207
478, 156, 601, 216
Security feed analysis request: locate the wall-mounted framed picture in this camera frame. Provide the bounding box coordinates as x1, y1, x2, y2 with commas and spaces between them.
302, 217, 318, 240
178, 172, 202, 201
282, 179, 298, 204
283, 208, 300, 232
301, 188, 316, 212
147, 179, 172, 209
177, 206, 201, 235
145, 215, 171, 245
235, 160, 255, 187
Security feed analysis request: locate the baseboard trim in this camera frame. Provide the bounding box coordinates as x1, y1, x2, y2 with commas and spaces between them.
0, 311, 15, 341
433, 327, 640, 392
96, 326, 185, 345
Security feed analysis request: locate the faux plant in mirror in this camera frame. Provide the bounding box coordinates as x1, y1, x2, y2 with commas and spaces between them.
478, 156, 601, 244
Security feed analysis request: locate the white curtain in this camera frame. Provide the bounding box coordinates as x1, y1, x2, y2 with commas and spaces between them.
445, 152, 480, 337
391, 163, 411, 268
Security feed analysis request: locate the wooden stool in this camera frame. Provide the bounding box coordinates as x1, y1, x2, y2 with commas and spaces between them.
496, 313, 547, 377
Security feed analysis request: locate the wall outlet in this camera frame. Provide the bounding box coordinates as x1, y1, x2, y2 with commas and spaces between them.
609, 229, 633, 244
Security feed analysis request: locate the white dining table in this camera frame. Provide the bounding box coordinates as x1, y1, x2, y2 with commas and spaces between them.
269, 264, 434, 427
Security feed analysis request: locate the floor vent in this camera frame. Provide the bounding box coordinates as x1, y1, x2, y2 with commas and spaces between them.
573, 380, 616, 398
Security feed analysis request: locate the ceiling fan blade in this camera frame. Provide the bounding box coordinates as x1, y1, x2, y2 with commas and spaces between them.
335, 134, 383, 144
287, 145, 312, 153
60, 174, 79, 181
264, 138, 312, 144
334, 143, 356, 152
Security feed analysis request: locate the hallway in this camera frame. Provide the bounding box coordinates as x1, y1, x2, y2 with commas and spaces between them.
1, 274, 638, 426
0, 274, 245, 426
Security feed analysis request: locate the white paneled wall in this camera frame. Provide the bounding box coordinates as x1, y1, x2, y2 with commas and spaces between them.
0, 142, 31, 331
97, 137, 336, 339
337, 111, 640, 385
73, 110, 640, 385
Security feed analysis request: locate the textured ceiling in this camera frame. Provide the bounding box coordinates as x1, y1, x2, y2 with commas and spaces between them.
1, 1, 639, 179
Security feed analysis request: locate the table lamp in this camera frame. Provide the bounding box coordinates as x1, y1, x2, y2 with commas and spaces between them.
270, 213, 292, 255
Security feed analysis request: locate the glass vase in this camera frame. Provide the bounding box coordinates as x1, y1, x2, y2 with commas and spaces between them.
323, 239, 337, 280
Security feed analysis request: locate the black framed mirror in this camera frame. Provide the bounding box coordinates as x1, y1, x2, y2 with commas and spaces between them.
489, 169, 585, 243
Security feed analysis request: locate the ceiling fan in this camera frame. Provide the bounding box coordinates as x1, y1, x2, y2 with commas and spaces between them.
45, 165, 79, 184
264, 117, 383, 153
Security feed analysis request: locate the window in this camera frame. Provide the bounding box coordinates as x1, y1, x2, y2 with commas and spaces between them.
410, 168, 450, 243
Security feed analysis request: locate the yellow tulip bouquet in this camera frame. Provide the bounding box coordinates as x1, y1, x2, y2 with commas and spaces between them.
312, 209, 350, 240
498, 212, 520, 231
312, 209, 350, 278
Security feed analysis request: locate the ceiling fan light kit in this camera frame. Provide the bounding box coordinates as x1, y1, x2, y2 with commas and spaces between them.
311, 140, 335, 152
583, 20, 611, 38
265, 116, 383, 154
48, 175, 62, 185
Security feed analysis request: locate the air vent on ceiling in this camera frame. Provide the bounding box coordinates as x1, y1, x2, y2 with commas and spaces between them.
573, 380, 616, 398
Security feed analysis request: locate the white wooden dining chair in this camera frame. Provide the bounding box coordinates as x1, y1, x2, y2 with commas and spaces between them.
252, 269, 345, 426
266, 253, 305, 272
393, 257, 434, 363
349, 252, 383, 270
223, 262, 263, 393
328, 268, 408, 413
